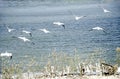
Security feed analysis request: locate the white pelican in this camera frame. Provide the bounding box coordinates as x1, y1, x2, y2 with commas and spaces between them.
39, 28, 50, 33
102, 8, 111, 13
22, 30, 32, 37
75, 16, 86, 20
6, 26, 15, 32
0, 51, 12, 59
18, 36, 31, 42
90, 27, 107, 34
92, 27, 104, 30
53, 21, 65, 29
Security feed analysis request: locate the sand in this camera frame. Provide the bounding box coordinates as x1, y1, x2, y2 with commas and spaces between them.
22, 75, 120, 79
0, 72, 120, 79
15, 72, 120, 79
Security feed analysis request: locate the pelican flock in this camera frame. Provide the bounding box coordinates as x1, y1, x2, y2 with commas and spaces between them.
1, 2, 117, 77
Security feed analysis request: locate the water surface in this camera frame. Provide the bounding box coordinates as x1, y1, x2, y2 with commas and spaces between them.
0, 0, 120, 66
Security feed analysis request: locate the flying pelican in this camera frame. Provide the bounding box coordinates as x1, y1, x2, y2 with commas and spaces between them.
75, 16, 86, 20
39, 28, 50, 33
90, 27, 107, 34
53, 21, 65, 29
92, 27, 104, 30
0, 51, 12, 59
22, 30, 32, 37
102, 8, 111, 13
18, 36, 31, 42
6, 26, 15, 32
67, 10, 86, 20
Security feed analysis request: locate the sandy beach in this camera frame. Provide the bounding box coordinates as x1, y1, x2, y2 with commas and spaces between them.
15, 74, 120, 79
2, 71, 117, 79
1, 74, 120, 79
41, 75, 120, 79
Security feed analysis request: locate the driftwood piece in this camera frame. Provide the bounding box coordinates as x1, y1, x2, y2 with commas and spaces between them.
101, 63, 117, 75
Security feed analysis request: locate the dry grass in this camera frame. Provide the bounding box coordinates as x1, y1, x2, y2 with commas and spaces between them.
0, 49, 120, 79
116, 47, 120, 65
116, 47, 120, 53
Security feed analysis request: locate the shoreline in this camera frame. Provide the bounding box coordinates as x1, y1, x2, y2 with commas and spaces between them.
1, 72, 120, 79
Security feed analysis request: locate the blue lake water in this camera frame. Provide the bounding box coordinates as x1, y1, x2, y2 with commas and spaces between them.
0, 1, 120, 66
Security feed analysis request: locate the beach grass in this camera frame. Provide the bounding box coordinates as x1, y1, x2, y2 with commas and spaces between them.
0, 48, 120, 79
